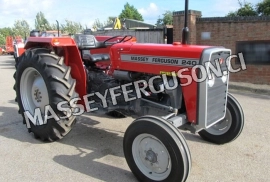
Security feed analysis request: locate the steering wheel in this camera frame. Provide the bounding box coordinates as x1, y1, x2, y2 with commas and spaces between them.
103, 35, 133, 45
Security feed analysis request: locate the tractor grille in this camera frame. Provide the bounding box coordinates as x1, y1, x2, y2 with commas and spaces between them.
206, 55, 228, 126
206, 80, 227, 126
197, 48, 231, 129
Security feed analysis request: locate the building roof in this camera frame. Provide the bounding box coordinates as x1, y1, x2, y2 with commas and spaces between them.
102, 18, 156, 30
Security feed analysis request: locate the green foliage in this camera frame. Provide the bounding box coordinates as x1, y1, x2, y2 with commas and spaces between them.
0, 33, 5, 45
0, 27, 14, 38
13, 20, 30, 37
91, 17, 119, 30
226, 12, 238, 17
226, 1, 258, 17
61, 20, 83, 34
50, 23, 58, 31
156, 11, 173, 25
119, 3, 144, 21
237, 3, 258, 16
35, 11, 51, 30
257, 0, 270, 15
104, 17, 116, 26
92, 19, 104, 31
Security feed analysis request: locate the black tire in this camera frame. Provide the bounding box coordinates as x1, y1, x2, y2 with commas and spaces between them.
15, 57, 19, 69
14, 48, 78, 141
15, 48, 50, 69
198, 93, 244, 144
124, 116, 191, 182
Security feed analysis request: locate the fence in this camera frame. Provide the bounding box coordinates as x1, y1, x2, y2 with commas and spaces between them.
93, 29, 165, 44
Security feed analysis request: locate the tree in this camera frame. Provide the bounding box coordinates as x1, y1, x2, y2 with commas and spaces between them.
35, 11, 51, 30
104, 17, 116, 26
226, 0, 258, 17
61, 20, 83, 35
119, 3, 144, 21
237, 3, 258, 16
50, 23, 58, 31
0, 27, 14, 38
13, 20, 30, 38
0, 33, 5, 45
226, 12, 238, 17
156, 11, 173, 25
257, 0, 270, 15
92, 19, 104, 31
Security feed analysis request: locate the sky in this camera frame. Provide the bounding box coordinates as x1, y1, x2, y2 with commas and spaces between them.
0, 0, 261, 29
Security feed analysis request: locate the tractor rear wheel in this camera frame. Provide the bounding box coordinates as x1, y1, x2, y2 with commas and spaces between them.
124, 116, 191, 182
15, 57, 19, 69
198, 93, 244, 144
14, 48, 78, 141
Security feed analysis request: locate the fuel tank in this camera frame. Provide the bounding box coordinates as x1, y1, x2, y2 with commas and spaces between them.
110, 42, 212, 74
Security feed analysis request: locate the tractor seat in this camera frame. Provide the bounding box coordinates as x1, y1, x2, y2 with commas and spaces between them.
74, 34, 106, 50
83, 53, 110, 63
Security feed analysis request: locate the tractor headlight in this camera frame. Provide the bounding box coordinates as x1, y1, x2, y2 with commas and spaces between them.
208, 74, 215, 87
221, 75, 227, 83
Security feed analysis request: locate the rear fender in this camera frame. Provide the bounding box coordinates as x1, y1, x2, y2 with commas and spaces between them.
24, 41, 87, 106
24, 37, 76, 50
24, 42, 51, 50
62, 46, 87, 104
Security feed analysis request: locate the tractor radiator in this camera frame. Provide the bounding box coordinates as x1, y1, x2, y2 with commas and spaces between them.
197, 48, 231, 129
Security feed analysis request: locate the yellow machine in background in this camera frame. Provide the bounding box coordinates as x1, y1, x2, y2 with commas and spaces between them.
113, 18, 122, 29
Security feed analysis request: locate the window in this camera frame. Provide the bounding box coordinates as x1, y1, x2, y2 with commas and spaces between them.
236, 41, 270, 64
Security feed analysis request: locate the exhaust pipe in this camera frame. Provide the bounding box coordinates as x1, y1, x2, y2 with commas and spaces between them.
56, 20, 60, 37
182, 0, 189, 45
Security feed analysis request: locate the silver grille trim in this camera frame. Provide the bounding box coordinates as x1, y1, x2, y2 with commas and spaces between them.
197, 47, 231, 129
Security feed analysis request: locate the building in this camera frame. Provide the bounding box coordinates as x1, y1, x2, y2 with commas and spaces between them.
173, 10, 270, 85
102, 18, 156, 30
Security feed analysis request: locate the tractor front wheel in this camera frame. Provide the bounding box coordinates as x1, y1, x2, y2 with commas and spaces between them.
124, 116, 191, 182
14, 48, 78, 141
198, 93, 244, 144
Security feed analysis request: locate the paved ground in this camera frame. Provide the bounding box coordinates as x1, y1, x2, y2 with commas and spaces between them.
229, 81, 270, 95
0, 55, 269, 182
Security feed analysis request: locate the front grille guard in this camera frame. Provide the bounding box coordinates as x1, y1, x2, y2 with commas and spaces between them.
197, 47, 231, 129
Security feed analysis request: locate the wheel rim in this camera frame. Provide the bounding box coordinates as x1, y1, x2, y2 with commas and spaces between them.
206, 109, 232, 135
132, 134, 171, 181
20, 67, 49, 117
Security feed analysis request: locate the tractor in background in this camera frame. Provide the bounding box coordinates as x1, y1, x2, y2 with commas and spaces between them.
14, 30, 41, 66
0, 45, 6, 55
14, 0, 244, 181
5, 36, 14, 55
13, 36, 25, 61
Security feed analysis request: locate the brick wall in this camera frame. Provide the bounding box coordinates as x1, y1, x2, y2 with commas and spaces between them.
173, 10, 202, 44
229, 64, 270, 84
173, 11, 270, 85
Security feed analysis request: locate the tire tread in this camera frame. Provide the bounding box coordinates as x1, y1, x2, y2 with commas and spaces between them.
14, 48, 78, 141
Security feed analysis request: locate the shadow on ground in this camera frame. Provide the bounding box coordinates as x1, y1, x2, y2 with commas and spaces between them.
0, 57, 16, 69
0, 104, 209, 181
54, 115, 137, 181
0, 105, 137, 181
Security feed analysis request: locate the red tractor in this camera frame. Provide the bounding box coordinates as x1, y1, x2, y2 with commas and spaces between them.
13, 36, 25, 61
5, 36, 14, 55
14, 1, 244, 181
